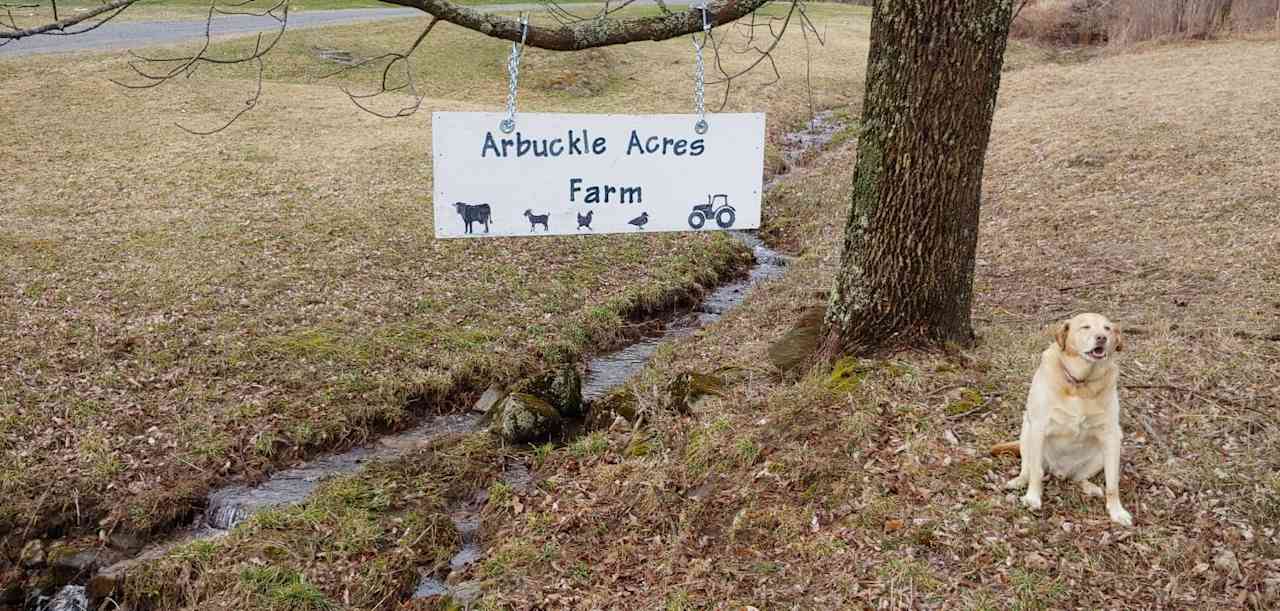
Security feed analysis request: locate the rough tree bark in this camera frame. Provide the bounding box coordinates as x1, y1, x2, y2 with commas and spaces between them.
820, 0, 1013, 357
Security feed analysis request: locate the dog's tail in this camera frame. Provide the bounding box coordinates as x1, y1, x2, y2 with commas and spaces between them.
989, 441, 1021, 457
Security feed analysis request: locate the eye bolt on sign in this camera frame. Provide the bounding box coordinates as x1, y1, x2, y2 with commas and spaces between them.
432, 112, 765, 238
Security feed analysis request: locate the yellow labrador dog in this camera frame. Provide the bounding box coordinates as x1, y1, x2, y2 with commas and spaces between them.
992, 313, 1132, 526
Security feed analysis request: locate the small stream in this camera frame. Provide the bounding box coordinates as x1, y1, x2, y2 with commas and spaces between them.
412, 230, 790, 603
28, 110, 846, 611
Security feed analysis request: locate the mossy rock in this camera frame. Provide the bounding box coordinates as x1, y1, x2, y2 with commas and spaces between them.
512, 365, 583, 418
490, 393, 563, 444
767, 306, 825, 374
585, 388, 638, 430
19, 539, 46, 568
665, 371, 727, 414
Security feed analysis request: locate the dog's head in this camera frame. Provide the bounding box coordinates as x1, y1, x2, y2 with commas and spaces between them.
1055, 313, 1124, 362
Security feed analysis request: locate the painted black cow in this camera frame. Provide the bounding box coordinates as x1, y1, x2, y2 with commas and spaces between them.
454, 202, 492, 234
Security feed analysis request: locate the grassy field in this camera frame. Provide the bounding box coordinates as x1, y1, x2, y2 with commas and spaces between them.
8, 4, 1279, 609
0, 0, 865, 589
102, 23, 1280, 611
461, 37, 1280, 609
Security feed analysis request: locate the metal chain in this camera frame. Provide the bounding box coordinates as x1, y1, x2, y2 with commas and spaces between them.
500, 14, 529, 134
692, 4, 711, 134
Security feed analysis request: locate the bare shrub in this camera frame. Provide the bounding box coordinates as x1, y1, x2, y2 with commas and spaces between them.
1012, 0, 1279, 46
1010, 0, 1110, 45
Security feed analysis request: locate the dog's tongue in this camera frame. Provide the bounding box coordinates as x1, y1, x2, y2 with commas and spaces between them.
1089, 346, 1107, 358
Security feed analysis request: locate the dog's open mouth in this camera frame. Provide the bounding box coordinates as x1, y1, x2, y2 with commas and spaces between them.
1087, 346, 1108, 359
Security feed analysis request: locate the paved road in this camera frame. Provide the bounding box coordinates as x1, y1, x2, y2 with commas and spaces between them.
0, 1, 688, 57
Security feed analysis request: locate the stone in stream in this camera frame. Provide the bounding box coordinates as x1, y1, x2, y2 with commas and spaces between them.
489, 393, 562, 444
20, 539, 46, 568
585, 388, 638, 430
471, 384, 507, 417
513, 365, 583, 418
86, 561, 130, 601
108, 531, 145, 553
49, 547, 124, 581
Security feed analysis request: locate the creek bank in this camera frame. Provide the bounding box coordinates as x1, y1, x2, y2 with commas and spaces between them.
21, 109, 849, 611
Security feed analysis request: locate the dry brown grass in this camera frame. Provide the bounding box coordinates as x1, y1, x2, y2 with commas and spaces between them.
0, 1, 865, 586
466, 37, 1280, 609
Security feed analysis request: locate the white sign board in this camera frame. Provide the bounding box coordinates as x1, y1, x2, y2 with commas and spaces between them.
432, 112, 765, 238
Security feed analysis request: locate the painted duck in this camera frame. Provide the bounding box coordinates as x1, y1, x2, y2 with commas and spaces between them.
628, 212, 649, 230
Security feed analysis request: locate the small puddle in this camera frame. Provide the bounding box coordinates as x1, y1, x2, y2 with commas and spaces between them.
30, 109, 847, 610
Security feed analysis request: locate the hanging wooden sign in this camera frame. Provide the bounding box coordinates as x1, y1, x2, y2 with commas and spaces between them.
432, 112, 765, 238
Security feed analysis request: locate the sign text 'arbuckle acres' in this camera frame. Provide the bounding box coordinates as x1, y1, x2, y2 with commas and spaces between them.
481, 129, 707, 159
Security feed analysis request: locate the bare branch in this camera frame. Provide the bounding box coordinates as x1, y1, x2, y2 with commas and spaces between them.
326, 16, 441, 119
178, 54, 264, 134
0, 0, 135, 38
707, 0, 794, 86
1012, 0, 1032, 23
6, 0, 796, 134
377, 0, 773, 51
109, 0, 288, 133
40, 2, 132, 36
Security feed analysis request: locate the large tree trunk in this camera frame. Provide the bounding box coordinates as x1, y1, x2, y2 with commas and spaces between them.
821, 0, 1013, 357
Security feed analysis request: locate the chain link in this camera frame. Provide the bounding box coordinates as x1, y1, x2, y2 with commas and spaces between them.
692, 4, 711, 134
500, 14, 529, 134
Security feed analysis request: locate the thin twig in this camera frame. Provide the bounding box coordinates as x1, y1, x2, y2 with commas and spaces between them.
328, 16, 440, 119
178, 54, 264, 135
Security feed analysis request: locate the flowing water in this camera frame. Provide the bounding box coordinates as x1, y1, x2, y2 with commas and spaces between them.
27, 587, 85, 611
30, 110, 845, 610
408, 107, 847, 602
201, 412, 482, 531
414, 232, 790, 603
760, 109, 846, 194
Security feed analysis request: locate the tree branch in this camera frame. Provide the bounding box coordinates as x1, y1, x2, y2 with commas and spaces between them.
0, 0, 134, 38
326, 16, 440, 119
377, 0, 773, 51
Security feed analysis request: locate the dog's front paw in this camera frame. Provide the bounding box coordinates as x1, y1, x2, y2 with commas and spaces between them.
1109, 507, 1133, 527
1005, 476, 1027, 490
1020, 493, 1042, 511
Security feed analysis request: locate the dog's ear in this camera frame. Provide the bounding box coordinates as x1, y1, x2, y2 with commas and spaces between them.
1114, 325, 1125, 353
1054, 321, 1070, 351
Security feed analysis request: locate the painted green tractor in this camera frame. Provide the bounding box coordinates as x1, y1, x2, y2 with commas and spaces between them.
687, 193, 736, 229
